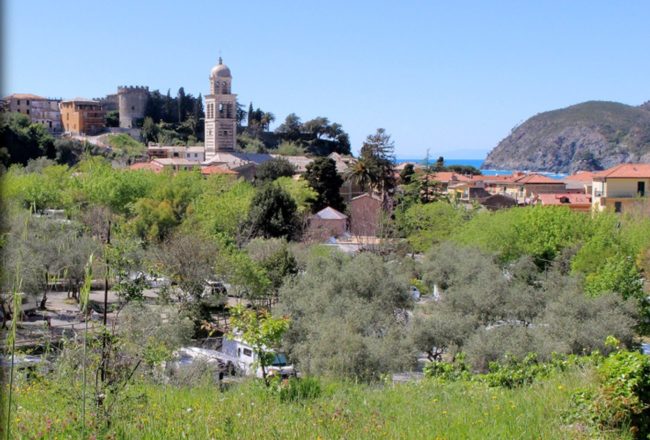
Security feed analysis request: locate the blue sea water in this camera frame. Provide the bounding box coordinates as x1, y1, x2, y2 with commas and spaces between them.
395, 158, 567, 179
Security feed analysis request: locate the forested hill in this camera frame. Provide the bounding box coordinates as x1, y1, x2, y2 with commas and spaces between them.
482, 101, 650, 173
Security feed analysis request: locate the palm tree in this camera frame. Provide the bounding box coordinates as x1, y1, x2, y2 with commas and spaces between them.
345, 158, 377, 193
260, 112, 275, 131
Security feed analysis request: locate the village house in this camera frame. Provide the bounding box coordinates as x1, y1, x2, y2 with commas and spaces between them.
535, 193, 592, 212
3, 93, 63, 133
564, 171, 595, 195
150, 158, 200, 172
591, 163, 650, 212
59, 98, 106, 135
349, 193, 383, 237
307, 206, 348, 241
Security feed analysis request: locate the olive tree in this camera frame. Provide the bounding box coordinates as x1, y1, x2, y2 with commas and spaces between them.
279, 252, 415, 381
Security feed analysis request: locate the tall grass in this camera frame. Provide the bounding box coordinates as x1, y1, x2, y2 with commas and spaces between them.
3, 214, 28, 440
79, 254, 93, 438
9, 369, 631, 439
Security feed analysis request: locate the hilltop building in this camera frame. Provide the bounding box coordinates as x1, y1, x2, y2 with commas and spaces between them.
2, 93, 63, 133
205, 57, 237, 160
59, 98, 105, 135
118, 86, 149, 128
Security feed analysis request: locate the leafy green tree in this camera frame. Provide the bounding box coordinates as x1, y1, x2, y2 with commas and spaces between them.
396, 202, 468, 252
141, 117, 159, 144
399, 163, 415, 184
228, 305, 290, 385
351, 128, 396, 197
304, 157, 345, 212
246, 238, 298, 296
184, 176, 255, 242
584, 255, 644, 300
53, 138, 86, 165
274, 176, 317, 215
0, 112, 55, 166
105, 111, 120, 128
245, 184, 300, 240
275, 113, 302, 141
255, 157, 296, 183
215, 244, 271, 300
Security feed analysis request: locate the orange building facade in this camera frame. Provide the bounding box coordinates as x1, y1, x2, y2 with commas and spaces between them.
60, 99, 105, 135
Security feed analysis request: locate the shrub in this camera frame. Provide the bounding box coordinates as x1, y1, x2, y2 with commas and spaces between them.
423, 353, 471, 382
275, 376, 322, 402
567, 342, 650, 438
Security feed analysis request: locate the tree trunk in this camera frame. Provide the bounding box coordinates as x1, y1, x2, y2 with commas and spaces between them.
39, 271, 49, 310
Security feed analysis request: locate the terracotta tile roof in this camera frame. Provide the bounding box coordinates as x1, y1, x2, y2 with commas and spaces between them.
513, 173, 562, 184
129, 161, 163, 172
200, 165, 238, 175
593, 163, 650, 179
564, 171, 595, 182
536, 193, 592, 206
3, 93, 46, 100
424, 172, 472, 183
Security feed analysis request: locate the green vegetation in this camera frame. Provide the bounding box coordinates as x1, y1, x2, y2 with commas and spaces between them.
8, 368, 625, 439
106, 133, 146, 163
2, 145, 650, 439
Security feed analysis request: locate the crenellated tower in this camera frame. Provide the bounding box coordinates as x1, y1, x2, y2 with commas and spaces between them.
117, 85, 149, 128
205, 57, 237, 159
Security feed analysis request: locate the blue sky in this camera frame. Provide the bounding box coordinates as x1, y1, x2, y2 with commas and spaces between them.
5, 0, 650, 158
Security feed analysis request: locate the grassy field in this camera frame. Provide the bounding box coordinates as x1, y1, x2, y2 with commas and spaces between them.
6, 368, 630, 439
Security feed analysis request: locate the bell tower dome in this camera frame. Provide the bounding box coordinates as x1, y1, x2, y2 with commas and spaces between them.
205, 57, 237, 160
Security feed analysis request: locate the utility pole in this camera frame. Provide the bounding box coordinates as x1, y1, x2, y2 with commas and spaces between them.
100, 219, 111, 383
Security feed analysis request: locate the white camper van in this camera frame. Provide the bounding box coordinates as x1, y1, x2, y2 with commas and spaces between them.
220, 336, 295, 379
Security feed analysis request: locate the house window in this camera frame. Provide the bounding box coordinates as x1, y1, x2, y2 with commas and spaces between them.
243, 348, 253, 357
26, 100, 30, 105
638, 181, 645, 197
26, 109, 30, 115
614, 201, 622, 213
17, 100, 20, 105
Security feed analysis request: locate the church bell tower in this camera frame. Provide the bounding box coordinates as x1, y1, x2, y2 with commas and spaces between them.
205, 57, 237, 160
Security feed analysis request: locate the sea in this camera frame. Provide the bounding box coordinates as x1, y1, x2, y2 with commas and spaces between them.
395, 158, 567, 179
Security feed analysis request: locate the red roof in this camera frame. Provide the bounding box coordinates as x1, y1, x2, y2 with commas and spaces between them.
427, 172, 471, 183
537, 193, 592, 206
593, 163, 650, 179
564, 171, 595, 182
201, 165, 237, 175
129, 161, 163, 172
513, 173, 562, 184
3, 93, 46, 100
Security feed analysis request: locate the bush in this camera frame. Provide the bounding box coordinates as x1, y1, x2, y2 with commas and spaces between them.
568, 343, 650, 438
275, 376, 322, 402
423, 353, 471, 382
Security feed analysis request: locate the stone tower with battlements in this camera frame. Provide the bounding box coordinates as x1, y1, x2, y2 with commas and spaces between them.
205, 58, 237, 160
118, 85, 149, 128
